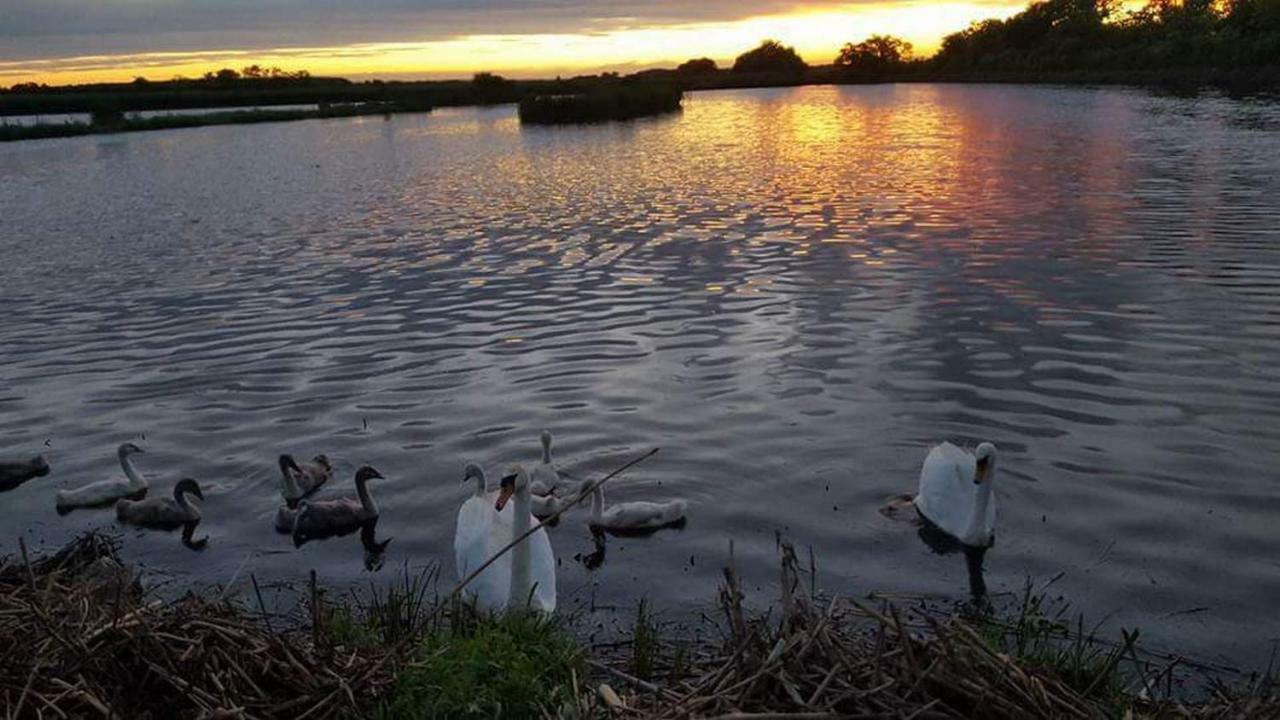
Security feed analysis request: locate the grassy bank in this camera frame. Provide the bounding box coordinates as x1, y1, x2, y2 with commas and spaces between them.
1, 533, 1274, 718
0, 101, 430, 142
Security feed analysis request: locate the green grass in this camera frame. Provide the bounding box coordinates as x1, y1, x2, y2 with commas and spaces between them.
317, 604, 382, 650
380, 611, 584, 719
972, 579, 1133, 715
630, 598, 659, 680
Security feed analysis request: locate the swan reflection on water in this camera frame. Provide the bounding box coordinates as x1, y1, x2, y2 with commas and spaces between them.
292, 517, 393, 571
575, 529, 608, 570
180, 521, 208, 552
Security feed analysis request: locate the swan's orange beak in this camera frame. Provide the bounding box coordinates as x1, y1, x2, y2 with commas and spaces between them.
494, 473, 517, 511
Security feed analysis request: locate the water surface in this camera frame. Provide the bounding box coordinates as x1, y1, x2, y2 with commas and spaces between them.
2, 85, 1278, 668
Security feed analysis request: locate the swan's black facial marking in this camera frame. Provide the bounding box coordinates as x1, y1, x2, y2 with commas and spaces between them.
123, 443, 145, 455
974, 455, 990, 484
355, 466, 384, 483
494, 473, 518, 511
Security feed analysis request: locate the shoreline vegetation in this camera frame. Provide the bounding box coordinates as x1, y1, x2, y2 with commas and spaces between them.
3, 0, 1278, 140
2, 532, 1274, 719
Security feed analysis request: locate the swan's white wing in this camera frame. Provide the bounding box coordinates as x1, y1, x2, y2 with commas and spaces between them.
530, 462, 561, 496
527, 523, 557, 613
454, 494, 517, 612
984, 492, 998, 537
915, 443, 976, 539
57, 478, 133, 507
454, 496, 491, 581
470, 521, 514, 612
603, 500, 685, 529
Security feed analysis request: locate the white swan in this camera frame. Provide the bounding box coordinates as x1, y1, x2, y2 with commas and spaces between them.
454, 464, 556, 614
278, 453, 333, 504
589, 483, 686, 532
913, 442, 997, 547
116, 478, 203, 529
530, 429, 566, 497
454, 463, 512, 608
56, 443, 147, 512
290, 466, 384, 540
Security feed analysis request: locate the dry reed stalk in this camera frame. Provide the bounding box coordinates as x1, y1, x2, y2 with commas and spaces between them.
603, 542, 1279, 720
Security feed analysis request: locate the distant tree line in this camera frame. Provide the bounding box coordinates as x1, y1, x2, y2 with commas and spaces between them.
3, 66, 322, 94
2, 0, 1277, 100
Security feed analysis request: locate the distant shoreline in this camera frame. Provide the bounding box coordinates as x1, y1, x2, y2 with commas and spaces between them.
2, 66, 1276, 142
3, 64, 1276, 117
0, 101, 431, 142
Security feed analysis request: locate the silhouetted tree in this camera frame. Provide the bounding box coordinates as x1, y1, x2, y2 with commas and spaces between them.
836, 35, 913, 76
203, 68, 241, 83
677, 57, 719, 74
732, 40, 808, 74
932, 0, 1280, 74
472, 72, 509, 87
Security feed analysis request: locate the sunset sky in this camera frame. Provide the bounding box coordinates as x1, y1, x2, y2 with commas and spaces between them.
0, 1, 1027, 87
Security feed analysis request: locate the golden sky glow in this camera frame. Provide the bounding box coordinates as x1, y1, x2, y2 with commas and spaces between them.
2, 2, 1026, 87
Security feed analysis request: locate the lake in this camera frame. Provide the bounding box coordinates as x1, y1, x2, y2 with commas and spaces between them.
1, 84, 1278, 669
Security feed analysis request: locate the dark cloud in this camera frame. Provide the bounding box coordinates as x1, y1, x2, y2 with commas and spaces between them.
0, 0, 850, 61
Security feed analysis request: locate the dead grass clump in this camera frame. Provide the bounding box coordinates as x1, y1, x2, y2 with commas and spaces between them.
601, 539, 1280, 720
0, 533, 392, 719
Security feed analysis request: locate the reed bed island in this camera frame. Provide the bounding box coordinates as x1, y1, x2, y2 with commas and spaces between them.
517, 87, 684, 125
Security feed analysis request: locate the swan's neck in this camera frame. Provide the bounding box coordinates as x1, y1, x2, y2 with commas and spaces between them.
175, 490, 200, 519
472, 471, 486, 498
962, 479, 993, 546
541, 436, 552, 465
357, 478, 378, 516
590, 485, 604, 523
509, 485, 533, 609
120, 452, 145, 489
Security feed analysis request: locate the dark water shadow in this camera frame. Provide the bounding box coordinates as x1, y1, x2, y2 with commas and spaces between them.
917, 512, 991, 600
880, 494, 990, 600
574, 529, 608, 570
0, 456, 50, 493
293, 518, 392, 571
